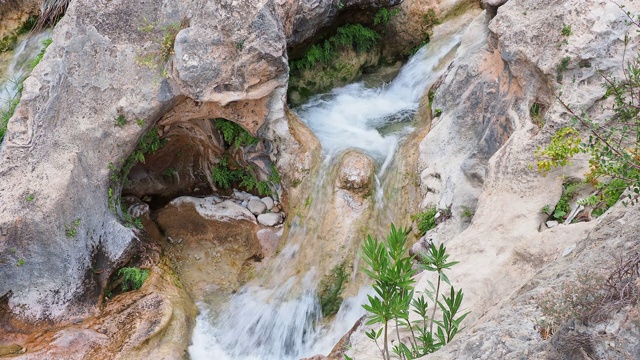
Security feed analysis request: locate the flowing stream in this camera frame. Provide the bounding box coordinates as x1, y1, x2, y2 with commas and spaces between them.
188, 26, 465, 360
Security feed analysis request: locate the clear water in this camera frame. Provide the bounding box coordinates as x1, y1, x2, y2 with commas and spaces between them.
188, 31, 464, 360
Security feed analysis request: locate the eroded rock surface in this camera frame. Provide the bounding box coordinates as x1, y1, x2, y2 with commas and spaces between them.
0, 0, 395, 355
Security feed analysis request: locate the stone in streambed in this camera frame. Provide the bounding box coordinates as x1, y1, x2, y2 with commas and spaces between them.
257, 213, 284, 227
261, 196, 274, 210
248, 199, 267, 215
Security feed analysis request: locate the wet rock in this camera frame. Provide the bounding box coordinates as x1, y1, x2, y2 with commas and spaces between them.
156, 198, 261, 298
257, 213, 284, 227
335, 150, 375, 196
256, 228, 283, 258
261, 196, 274, 210
247, 199, 267, 216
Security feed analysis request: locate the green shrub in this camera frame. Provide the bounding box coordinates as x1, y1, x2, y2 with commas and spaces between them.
411, 206, 438, 236
118, 267, 149, 291
539, 9, 640, 209
561, 24, 572, 37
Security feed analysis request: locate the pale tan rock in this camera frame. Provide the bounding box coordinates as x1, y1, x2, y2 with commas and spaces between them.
335, 150, 375, 196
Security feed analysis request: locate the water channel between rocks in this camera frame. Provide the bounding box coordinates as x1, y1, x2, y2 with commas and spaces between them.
187, 24, 465, 360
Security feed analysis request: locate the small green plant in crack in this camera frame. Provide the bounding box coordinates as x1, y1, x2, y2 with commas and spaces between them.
136, 119, 145, 127
236, 39, 245, 51
561, 24, 572, 37
530, 102, 545, 128
317, 264, 349, 317
65, 218, 81, 238
374, 8, 400, 26
25, 194, 35, 202
16, 259, 24, 266
214, 118, 259, 149
118, 267, 149, 291
433, 108, 443, 117
556, 56, 571, 82
136, 19, 186, 77
411, 206, 438, 236
461, 205, 474, 219
114, 115, 127, 127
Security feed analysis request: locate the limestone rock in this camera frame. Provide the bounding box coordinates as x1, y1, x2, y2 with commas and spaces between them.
247, 198, 267, 216
335, 150, 375, 196
170, 197, 256, 224
156, 198, 261, 298
261, 196, 274, 210
257, 212, 284, 227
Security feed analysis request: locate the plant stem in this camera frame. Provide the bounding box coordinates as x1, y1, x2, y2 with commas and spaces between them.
384, 320, 390, 360
394, 316, 405, 360
429, 273, 442, 335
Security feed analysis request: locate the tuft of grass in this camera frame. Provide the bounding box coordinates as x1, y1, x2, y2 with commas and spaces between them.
118, 267, 149, 291
25, 194, 35, 202
411, 206, 438, 236
64, 218, 81, 238
461, 205, 474, 218
136, 19, 186, 77
114, 115, 127, 127
561, 24, 572, 37
16, 259, 24, 266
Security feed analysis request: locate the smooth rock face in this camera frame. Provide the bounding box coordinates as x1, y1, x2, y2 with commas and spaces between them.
257, 212, 284, 227
335, 150, 375, 196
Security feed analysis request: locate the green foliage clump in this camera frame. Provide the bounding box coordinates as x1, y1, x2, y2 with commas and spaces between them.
118, 267, 149, 291
561, 24, 572, 37
360, 224, 467, 359
411, 206, 438, 236
210, 156, 274, 196
317, 264, 349, 317
290, 24, 379, 71
578, 178, 627, 217
374, 8, 400, 26
534, 127, 581, 175
214, 118, 259, 149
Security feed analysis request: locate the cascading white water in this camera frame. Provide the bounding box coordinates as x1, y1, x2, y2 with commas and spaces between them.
189, 29, 464, 360
0, 31, 51, 112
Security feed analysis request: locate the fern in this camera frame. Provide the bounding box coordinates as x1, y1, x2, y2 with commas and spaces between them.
118, 267, 149, 291
214, 118, 259, 149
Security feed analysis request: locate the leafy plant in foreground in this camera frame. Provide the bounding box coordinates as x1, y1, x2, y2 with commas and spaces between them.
360, 224, 468, 359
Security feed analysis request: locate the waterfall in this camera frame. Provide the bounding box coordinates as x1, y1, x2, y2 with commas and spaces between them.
188, 27, 465, 360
